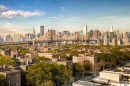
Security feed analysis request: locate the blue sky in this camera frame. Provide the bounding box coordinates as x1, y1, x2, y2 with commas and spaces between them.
0, 0, 130, 35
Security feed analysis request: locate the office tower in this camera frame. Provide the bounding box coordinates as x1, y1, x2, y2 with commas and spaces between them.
120, 33, 123, 39
109, 32, 114, 42
117, 38, 121, 45
63, 31, 70, 36
40, 26, 44, 36
13, 33, 19, 42
116, 33, 121, 39
104, 38, 109, 45
0, 36, 3, 42
57, 32, 62, 37
4, 35, 12, 42
112, 38, 117, 46
103, 34, 109, 45
83, 25, 87, 34
129, 32, 130, 38
110, 26, 113, 32
33, 27, 35, 36
25, 33, 33, 41
125, 32, 129, 45
94, 30, 100, 39
52, 30, 56, 35
89, 30, 93, 37
125, 32, 129, 38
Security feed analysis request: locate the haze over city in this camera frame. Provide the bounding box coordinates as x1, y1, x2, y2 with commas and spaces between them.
1, 0, 130, 86
0, 0, 130, 35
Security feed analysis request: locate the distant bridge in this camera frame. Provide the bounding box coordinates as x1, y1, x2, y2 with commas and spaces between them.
0, 41, 32, 46
0, 39, 97, 46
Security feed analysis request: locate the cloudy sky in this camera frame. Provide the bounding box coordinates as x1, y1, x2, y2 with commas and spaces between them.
0, 0, 130, 35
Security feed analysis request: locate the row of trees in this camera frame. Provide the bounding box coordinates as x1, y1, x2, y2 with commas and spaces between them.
95, 49, 130, 71
0, 46, 29, 56
34, 56, 52, 63
0, 56, 14, 66
0, 74, 6, 86
26, 62, 73, 86
73, 60, 92, 76
0, 56, 15, 86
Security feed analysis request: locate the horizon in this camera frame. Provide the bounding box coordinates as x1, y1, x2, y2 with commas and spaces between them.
0, 0, 130, 35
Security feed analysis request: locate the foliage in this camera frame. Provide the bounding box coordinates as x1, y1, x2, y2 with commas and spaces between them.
83, 60, 92, 71
26, 62, 73, 86
51, 49, 61, 53
52, 53, 70, 60
51, 64, 73, 85
0, 46, 9, 50
95, 49, 130, 71
0, 46, 29, 56
0, 56, 14, 66
26, 63, 52, 86
0, 74, 7, 86
73, 61, 92, 76
73, 63, 85, 75
39, 80, 55, 86
34, 56, 52, 63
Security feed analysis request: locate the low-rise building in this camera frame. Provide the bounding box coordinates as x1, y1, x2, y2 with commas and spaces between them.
73, 54, 98, 72
0, 49, 11, 56
26, 53, 33, 58
56, 60, 72, 66
38, 53, 53, 59
0, 69, 21, 86
99, 71, 123, 82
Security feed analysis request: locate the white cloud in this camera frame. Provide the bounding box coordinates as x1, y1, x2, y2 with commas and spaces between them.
0, 10, 45, 18
102, 16, 117, 19
0, 4, 9, 11
48, 16, 58, 19
60, 7, 65, 10
0, 4, 45, 18
47, 15, 65, 19
60, 15, 64, 17
0, 23, 32, 35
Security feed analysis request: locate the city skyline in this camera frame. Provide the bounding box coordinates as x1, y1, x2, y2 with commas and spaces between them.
0, 0, 130, 35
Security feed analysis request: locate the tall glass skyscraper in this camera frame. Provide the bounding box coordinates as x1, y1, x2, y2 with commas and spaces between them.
82, 25, 87, 34
40, 26, 44, 36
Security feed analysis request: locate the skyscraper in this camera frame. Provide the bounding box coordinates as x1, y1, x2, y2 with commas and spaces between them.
125, 32, 129, 45
125, 32, 129, 38
129, 32, 130, 38
110, 26, 113, 32
89, 30, 93, 37
94, 30, 100, 39
112, 38, 117, 46
40, 26, 44, 36
83, 25, 87, 34
33, 27, 35, 36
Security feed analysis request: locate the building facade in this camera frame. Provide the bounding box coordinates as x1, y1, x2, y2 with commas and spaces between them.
0, 69, 21, 86
83, 25, 87, 34
73, 54, 98, 72
40, 26, 44, 37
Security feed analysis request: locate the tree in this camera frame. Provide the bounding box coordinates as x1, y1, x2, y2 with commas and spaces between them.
0, 74, 7, 86
73, 63, 85, 76
10, 46, 29, 56
39, 80, 55, 86
0, 56, 14, 66
51, 64, 73, 86
26, 63, 52, 86
83, 60, 92, 72
26, 62, 73, 86
34, 56, 52, 63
